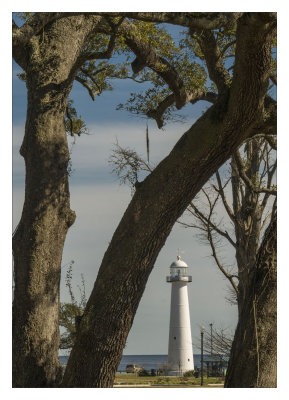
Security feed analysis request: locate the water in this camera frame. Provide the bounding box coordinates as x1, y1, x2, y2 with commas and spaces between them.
59, 354, 203, 372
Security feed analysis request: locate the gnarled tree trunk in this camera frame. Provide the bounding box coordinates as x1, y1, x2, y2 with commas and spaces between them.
12, 16, 98, 387
225, 214, 277, 387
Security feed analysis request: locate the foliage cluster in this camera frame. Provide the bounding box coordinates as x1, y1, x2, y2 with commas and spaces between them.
59, 261, 87, 350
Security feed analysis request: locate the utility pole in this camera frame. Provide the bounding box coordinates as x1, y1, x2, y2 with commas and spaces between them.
210, 323, 213, 355
201, 326, 204, 386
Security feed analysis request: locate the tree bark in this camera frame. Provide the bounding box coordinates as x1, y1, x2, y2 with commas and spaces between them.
225, 214, 277, 387
231, 140, 265, 315
12, 15, 99, 387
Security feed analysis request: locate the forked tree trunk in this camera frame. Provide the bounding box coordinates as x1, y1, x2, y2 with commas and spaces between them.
225, 215, 277, 387
12, 16, 98, 387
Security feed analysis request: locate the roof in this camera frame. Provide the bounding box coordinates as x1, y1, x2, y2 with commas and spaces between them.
170, 255, 188, 268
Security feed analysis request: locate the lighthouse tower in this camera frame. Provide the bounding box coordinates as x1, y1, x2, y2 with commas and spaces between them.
166, 255, 194, 376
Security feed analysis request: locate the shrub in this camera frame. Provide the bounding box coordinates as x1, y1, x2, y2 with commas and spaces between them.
138, 369, 149, 376
183, 370, 195, 377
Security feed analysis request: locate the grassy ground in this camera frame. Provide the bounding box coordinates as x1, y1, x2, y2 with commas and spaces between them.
114, 374, 225, 387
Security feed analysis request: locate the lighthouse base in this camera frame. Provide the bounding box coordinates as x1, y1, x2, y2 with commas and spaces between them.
167, 369, 183, 377
167, 368, 193, 377
167, 358, 194, 377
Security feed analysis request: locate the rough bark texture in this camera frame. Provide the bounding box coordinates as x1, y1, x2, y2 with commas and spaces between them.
12, 15, 99, 387
225, 214, 277, 387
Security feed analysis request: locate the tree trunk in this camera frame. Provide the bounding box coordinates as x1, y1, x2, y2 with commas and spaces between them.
12, 94, 74, 387
225, 214, 277, 387
12, 16, 98, 387
62, 15, 275, 388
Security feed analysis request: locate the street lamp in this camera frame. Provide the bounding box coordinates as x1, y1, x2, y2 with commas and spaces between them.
200, 326, 205, 386
210, 323, 213, 355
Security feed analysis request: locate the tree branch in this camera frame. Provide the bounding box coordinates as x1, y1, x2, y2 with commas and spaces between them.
189, 202, 236, 248
94, 12, 243, 30
118, 19, 190, 110
146, 90, 217, 128
193, 29, 231, 93
264, 134, 277, 150
79, 18, 124, 62
207, 225, 239, 297
74, 76, 96, 100
261, 159, 277, 210
233, 150, 277, 196
214, 171, 236, 223
12, 13, 102, 47
220, 39, 237, 58
146, 94, 175, 129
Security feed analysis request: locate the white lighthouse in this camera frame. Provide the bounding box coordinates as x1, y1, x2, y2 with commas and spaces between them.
166, 255, 194, 376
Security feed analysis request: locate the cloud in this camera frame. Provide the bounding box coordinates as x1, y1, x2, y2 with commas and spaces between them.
68, 119, 194, 170
13, 119, 238, 355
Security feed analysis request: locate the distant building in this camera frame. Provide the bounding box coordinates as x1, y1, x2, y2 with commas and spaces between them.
203, 354, 229, 376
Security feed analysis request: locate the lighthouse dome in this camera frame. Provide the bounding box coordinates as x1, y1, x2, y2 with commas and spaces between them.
167, 256, 192, 283
170, 256, 188, 268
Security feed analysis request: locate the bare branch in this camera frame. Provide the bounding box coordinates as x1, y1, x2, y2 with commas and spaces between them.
233, 150, 277, 196
248, 134, 277, 150
260, 211, 273, 235
270, 197, 277, 226
177, 220, 208, 233
261, 159, 277, 210
108, 142, 153, 190
214, 171, 236, 223
189, 202, 236, 248
207, 226, 239, 297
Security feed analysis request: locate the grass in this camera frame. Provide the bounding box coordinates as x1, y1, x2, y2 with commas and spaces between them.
114, 373, 225, 387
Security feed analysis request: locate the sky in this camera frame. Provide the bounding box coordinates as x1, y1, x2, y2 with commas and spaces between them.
12, 20, 239, 356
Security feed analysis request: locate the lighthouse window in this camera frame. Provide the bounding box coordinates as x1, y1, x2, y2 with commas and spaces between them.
174, 337, 176, 340
188, 359, 190, 362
